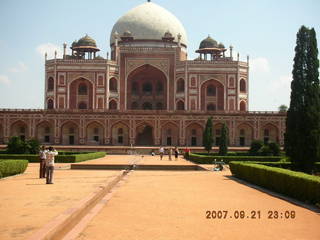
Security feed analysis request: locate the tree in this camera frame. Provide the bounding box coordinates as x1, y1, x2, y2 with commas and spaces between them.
218, 123, 229, 155
203, 117, 213, 153
278, 104, 288, 112
285, 26, 320, 173
6, 136, 25, 154
249, 140, 264, 156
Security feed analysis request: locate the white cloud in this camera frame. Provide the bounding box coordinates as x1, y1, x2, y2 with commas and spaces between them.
250, 57, 270, 73
36, 43, 63, 59
271, 75, 292, 90
8, 62, 28, 73
0, 75, 10, 85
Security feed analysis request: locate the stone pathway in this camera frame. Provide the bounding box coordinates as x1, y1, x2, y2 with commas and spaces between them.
0, 155, 319, 240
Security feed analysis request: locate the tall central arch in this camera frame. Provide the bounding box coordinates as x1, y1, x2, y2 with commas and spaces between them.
127, 64, 167, 110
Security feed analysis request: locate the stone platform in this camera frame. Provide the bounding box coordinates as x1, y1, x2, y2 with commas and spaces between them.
71, 155, 207, 171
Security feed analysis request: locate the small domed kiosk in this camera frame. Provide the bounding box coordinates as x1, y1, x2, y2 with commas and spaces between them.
196, 35, 226, 60
70, 34, 100, 59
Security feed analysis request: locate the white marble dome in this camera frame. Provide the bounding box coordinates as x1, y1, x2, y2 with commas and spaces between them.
110, 2, 188, 46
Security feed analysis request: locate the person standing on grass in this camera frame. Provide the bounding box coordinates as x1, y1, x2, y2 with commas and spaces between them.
39, 146, 47, 178
174, 146, 179, 161
45, 146, 58, 184
159, 146, 164, 160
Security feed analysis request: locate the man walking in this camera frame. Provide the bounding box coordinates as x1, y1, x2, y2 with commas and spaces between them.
45, 146, 58, 184
159, 146, 164, 160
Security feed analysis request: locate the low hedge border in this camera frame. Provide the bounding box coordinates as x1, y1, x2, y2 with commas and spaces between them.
187, 153, 283, 164
229, 161, 320, 205
0, 152, 106, 163
0, 159, 28, 178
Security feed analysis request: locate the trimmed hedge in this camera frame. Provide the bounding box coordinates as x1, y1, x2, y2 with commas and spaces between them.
0, 152, 106, 163
0, 159, 28, 178
187, 153, 283, 164
229, 162, 320, 205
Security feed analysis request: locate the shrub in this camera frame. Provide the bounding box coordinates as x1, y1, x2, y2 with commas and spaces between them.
249, 140, 264, 155
268, 142, 281, 156
186, 153, 282, 164
229, 162, 320, 205
0, 152, 106, 163
259, 145, 273, 156
6, 137, 40, 154
0, 159, 28, 178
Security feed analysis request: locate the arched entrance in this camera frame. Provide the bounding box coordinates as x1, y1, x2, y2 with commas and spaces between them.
127, 64, 167, 110
136, 125, 154, 146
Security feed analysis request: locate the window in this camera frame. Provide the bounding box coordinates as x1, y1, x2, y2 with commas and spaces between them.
240, 137, 245, 146
48, 77, 54, 91
142, 102, 152, 110
44, 136, 50, 143
118, 128, 123, 135
240, 79, 246, 92
156, 102, 163, 110
207, 85, 216, 96
142, 82, 152, 94
240, 129, 245, 136
177, 79, 184, 93
47, 99, 54, 109
207, 104, 216, 111
166, 129, 172, 135
132, 82, 139, 95
215, 129, 221, 135
191, 129, 197, 135
264, 129, 269, 137
20, 127, 25, 133
118, 136, 123, 144
191, 137, 197, 146
167, 137, 172, 146
94, 136, 99, 142
94, 128, 99, 134
78, 102, 87, 109
109, 78, 117, 92
156, 82, 163, 94
45, 127, 50, 134
132, 102, 139, 109
69, 128, 75, 134
78, 84, 88, 95
177, 101, 184, 110
109, 100, 117, 110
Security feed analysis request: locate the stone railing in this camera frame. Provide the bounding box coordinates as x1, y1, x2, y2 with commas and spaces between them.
46, 59, 117, 65
0, 108, 285, 115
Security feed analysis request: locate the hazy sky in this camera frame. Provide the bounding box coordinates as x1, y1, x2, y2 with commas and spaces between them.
0, 0, 319, 111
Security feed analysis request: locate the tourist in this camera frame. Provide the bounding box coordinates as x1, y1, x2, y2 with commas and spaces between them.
151, 150, 155, 156
45, 146, 58, 184
168, 147, 172, 161
184, 147, 190, 159
39, 146, 47, 178
159, 146, 164, 160
174, 146, 179, 161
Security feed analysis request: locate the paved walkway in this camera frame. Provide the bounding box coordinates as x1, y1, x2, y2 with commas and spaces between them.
0, 162, 121, 240
0, 155, 319, 240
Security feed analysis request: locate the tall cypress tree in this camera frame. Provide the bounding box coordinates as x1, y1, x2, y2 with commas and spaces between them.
203, 117, 213, 153
219, 123, 229, 156
285, 26, 320, 173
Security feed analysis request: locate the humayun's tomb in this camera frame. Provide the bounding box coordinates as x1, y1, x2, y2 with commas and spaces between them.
0, 1, 286, 147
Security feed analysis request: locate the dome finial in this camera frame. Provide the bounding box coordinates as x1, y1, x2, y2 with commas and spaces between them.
148, 0, 151, 2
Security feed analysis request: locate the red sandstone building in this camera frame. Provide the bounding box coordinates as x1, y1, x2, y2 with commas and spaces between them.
0, 2, 286, 147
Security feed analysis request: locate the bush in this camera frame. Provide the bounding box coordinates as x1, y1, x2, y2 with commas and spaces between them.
186, 153, 282, 164
6, 137, 40, 154
249, 140, 264, 155
0, 159, 28, 178
259, 145, 273, 156
0, 151, 106, 163
268, 142, 281, 156
229, 162, 320, 205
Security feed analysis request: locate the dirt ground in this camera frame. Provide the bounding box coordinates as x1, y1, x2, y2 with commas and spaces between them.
0, 155, 319, 240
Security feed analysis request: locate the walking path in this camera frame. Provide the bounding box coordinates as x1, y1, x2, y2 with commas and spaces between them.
0, 155, 319, 240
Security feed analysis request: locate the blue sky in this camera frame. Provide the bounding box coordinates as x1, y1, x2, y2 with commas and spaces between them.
0, 0, 319, 110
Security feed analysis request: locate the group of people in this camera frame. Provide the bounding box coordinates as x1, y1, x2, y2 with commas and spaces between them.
39, 146, 58, 184
158, 146, 179, 161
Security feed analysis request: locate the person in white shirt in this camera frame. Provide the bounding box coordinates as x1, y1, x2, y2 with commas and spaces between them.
45, 146, 58, 184
159, 146, 164, 160
39, 146, 47, 178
